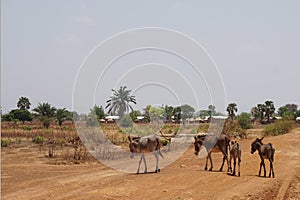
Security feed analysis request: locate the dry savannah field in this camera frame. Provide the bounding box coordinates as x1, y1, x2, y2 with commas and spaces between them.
1, 123, 300, 200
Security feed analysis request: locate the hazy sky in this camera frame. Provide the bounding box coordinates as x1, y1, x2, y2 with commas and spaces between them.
2, 1, 300, 114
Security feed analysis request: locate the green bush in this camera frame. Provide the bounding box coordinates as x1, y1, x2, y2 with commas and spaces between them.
161, 139, 170, 146
237, 112, 253, 129
34, 135, 44, 144
222, 119, 246, 138
119, 114, 133, 127
1, 139, 11, 147
263, 119, 294, 136
22, 125, 32, 131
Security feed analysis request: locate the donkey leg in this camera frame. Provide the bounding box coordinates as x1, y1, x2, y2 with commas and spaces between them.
238, 158, 241, 177
269, 160, 275, 178
209, 153, 213, 171
154, 152, 160, 173
205, 156, 209, 170
233, 158, 236, 176
238, 150, 241, 177
220, 155, 225, 171
229, 156, 232, 173
137, 154, 143, 174
259, 160, 263, 176
262, 160, 266, 177
142, 154, 147, 173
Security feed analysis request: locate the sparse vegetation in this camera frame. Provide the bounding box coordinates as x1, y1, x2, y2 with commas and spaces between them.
263, 119, 294, 136
237, 112, 253, 129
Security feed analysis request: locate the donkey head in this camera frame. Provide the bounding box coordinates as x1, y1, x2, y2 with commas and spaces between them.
128, 135, 140, 158
251, 137, 264, 154
194, 135, 204, 156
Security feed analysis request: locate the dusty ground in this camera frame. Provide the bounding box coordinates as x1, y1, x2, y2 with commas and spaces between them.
2, 128, 300, 200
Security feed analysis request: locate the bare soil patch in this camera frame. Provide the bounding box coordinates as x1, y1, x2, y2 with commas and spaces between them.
2, 128, 300, 200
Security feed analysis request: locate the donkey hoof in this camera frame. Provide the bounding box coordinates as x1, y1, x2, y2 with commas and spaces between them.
219, 169, 223, 172
204, 167, 208, 171
238, 172, 240, 177
209, 168, 212, 171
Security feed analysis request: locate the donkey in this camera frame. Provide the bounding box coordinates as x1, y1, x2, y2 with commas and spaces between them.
251, 137, 275, 178
128, 135, 164, 174
229, 141, 241, 176
194, 134, 230, 172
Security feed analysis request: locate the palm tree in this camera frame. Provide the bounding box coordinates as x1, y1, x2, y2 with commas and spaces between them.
207, 104, 216, 118
55, 108, 72, 126
17, 97, 31, 110
163, 105, 174, 123
264, 100, 275, 123
33, 103, 56, 128
105, 86, 136, 117
226, 103, 238, 119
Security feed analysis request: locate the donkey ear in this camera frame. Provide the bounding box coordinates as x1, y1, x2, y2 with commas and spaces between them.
194, 136, 197, 140
260, 137, 264, 141
128, 135, 132, 143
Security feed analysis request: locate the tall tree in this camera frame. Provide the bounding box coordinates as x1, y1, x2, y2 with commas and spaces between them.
17, 97, 31, 110
197, 110, 209, 118
8, 109, 32, 123
91, 105, 105, 119
163, 105, 174, 123
149, 106, 164, 122
264, 100, 275, 123
143, 105, 152, 123
172, 106, 182, 123
180, 104, 195, 123
207, 104, 216, 117
130, 110, 141, 121
251, 104, 265, 123
226, 103, 238, 119
55, 108, 72, 126
33, 103, 56, 128
105, 86, 136, 117
278, 106, 290, 117
285, 104, 298, 113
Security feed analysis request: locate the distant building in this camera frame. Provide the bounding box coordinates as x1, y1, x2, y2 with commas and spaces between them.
105, 116, 120, 123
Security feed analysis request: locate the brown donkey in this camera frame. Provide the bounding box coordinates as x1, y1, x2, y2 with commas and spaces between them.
194, 134, 230, 172
229, 141, 241, 176
251, 137, 275, 178
128, 135, 164, 174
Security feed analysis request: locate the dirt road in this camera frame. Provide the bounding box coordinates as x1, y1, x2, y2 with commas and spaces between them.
2, 128, 300, 200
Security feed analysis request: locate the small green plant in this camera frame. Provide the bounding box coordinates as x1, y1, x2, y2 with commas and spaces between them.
22, 125, 32, 131
1, 138, 11, 147
263, 119, 294, 136
161, 139, 170, 146
34, 135, 44, 144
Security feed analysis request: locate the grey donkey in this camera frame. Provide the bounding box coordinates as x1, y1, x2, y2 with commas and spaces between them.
194, 134, 230, 172
229, 141, 241, 176
251, 137, 275, 178
128, 135, 164, 174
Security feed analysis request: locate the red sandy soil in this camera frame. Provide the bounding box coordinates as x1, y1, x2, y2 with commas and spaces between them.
2, 128, 300, 200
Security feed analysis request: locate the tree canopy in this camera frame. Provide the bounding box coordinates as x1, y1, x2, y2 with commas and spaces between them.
17, 97, 31, 110
105, 86, 136, 117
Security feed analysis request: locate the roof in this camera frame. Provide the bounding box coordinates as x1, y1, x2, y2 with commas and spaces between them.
105, 116, 120, 120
